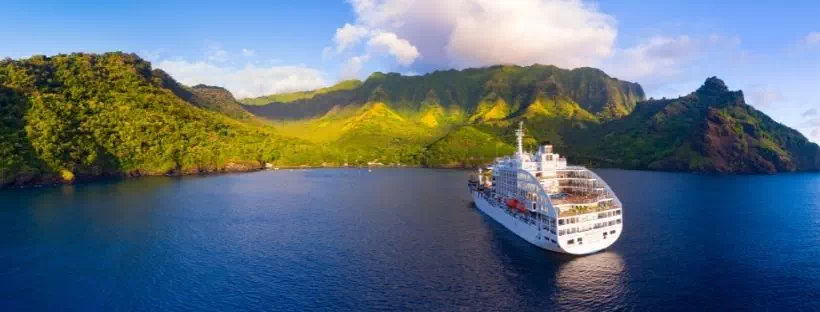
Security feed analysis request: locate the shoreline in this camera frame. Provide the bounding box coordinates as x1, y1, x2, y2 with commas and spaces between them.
3, 162, 819, 191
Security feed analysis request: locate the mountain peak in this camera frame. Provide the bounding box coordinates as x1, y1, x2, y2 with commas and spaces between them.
697, 76, 729, 95
192, 84, 226, 90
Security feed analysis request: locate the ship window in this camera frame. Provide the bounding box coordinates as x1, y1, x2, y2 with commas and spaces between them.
567, 239, 575, 244
558, 219, 566, 225
616, 219, 621, 224
558, 230, 565, 236
615, 210, 621, 216
610, 230, 616, 234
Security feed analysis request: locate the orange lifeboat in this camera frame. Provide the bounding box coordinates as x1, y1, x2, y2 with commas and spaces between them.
506, 199, 529, 213
516, 202, 528, 213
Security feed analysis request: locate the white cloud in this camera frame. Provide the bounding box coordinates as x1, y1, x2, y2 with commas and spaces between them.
241, 48, 255, 57
206, 45, 229, 62
803, 107, 818, 118
800, 117, 820, 142
157, 59, 327, 99
337, 0, 617, 69
603, 34, 742, 88
611, 35, 695, 81
801, 118, 819, 128
367, 32, 420, 66
746, 86, 784, 108
321, 46, 333, 61
139, 48, 165, 62
804, 32, 820, 46
340, 54, 371, 79
334, 23, 371, 53
801, 108, 820, 142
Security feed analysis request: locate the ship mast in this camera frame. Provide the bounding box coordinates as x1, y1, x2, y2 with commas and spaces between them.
515, 121, 524, 155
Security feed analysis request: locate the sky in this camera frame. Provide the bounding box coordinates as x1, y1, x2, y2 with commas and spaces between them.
2, 0, 819, 142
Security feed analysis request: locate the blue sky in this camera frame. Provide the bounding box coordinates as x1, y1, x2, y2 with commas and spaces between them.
2, 0, 819, 141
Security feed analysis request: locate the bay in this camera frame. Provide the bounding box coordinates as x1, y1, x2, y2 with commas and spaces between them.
1, 169, 819, 311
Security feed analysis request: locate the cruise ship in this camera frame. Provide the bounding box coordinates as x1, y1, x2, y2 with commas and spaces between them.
468, 122, 622, 255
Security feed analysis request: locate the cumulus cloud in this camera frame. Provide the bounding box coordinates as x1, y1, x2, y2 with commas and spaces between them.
800, 107, 820, 142
801, 117, 820, 128
803, 107, 818, 118
241, 48, 255, 57
605, 34, 742, 83
139, 48, 165, 62
803, 32, 820, 46
206, 45, 229, 62
334, 23, 371, 53
746, 86, 784, 108
800, 117, 820, 142
334, 0, 617, 69
367, 32, 420, 65
157, 59, 327, 99
340, 54, 371, 79
610, 35, 694, 81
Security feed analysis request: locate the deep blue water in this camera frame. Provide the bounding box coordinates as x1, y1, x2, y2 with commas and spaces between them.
1, 168, 820, 311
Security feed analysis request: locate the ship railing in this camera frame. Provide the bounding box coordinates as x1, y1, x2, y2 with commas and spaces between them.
557, 203, 620, 217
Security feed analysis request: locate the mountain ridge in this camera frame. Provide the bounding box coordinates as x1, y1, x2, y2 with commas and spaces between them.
243, 64, 646, 121
1, 52, 817, 189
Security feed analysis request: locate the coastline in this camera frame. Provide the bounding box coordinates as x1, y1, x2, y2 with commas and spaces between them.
3, 161, 818, 191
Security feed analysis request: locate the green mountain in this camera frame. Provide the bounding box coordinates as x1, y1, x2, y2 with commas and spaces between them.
243, 64, 645, 121
251, 71, 818, 174
1, 53, 817, 189
152, 69, 252, 119
0, 52, 305, 188
575, 77, 820, 173
238, 79, 362, 105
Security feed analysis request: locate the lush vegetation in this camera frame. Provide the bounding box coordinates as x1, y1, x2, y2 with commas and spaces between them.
243, 64, 645, 121
0, 53, 309, 187
252, 71, 818, 173
1, 53, 817, 188
151, 69, 252, 119
576, 78, 820, 173
423, 126, 515, 168
238, 80, 362, 105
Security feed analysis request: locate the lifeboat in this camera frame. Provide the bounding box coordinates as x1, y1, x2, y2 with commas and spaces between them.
516, 202, 528, 213
506, 198, 529, 213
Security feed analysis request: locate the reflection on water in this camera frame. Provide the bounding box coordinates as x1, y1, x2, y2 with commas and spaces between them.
554, 251, 626, 309
478, 206, 627, 309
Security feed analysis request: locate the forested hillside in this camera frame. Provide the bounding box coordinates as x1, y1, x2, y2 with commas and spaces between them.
2, 53, 817, 189
576, 78, 820, 173
243, 64, 645, 120
248, 69, 818, 173
0, 53, 302, 188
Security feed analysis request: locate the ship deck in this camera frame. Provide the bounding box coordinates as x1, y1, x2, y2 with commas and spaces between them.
550, 193, 620, 217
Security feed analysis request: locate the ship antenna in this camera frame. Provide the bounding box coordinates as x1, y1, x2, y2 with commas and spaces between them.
516, 121, 524, 155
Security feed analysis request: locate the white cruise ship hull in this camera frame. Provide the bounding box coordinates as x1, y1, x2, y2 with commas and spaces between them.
472, 190, 621, 255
